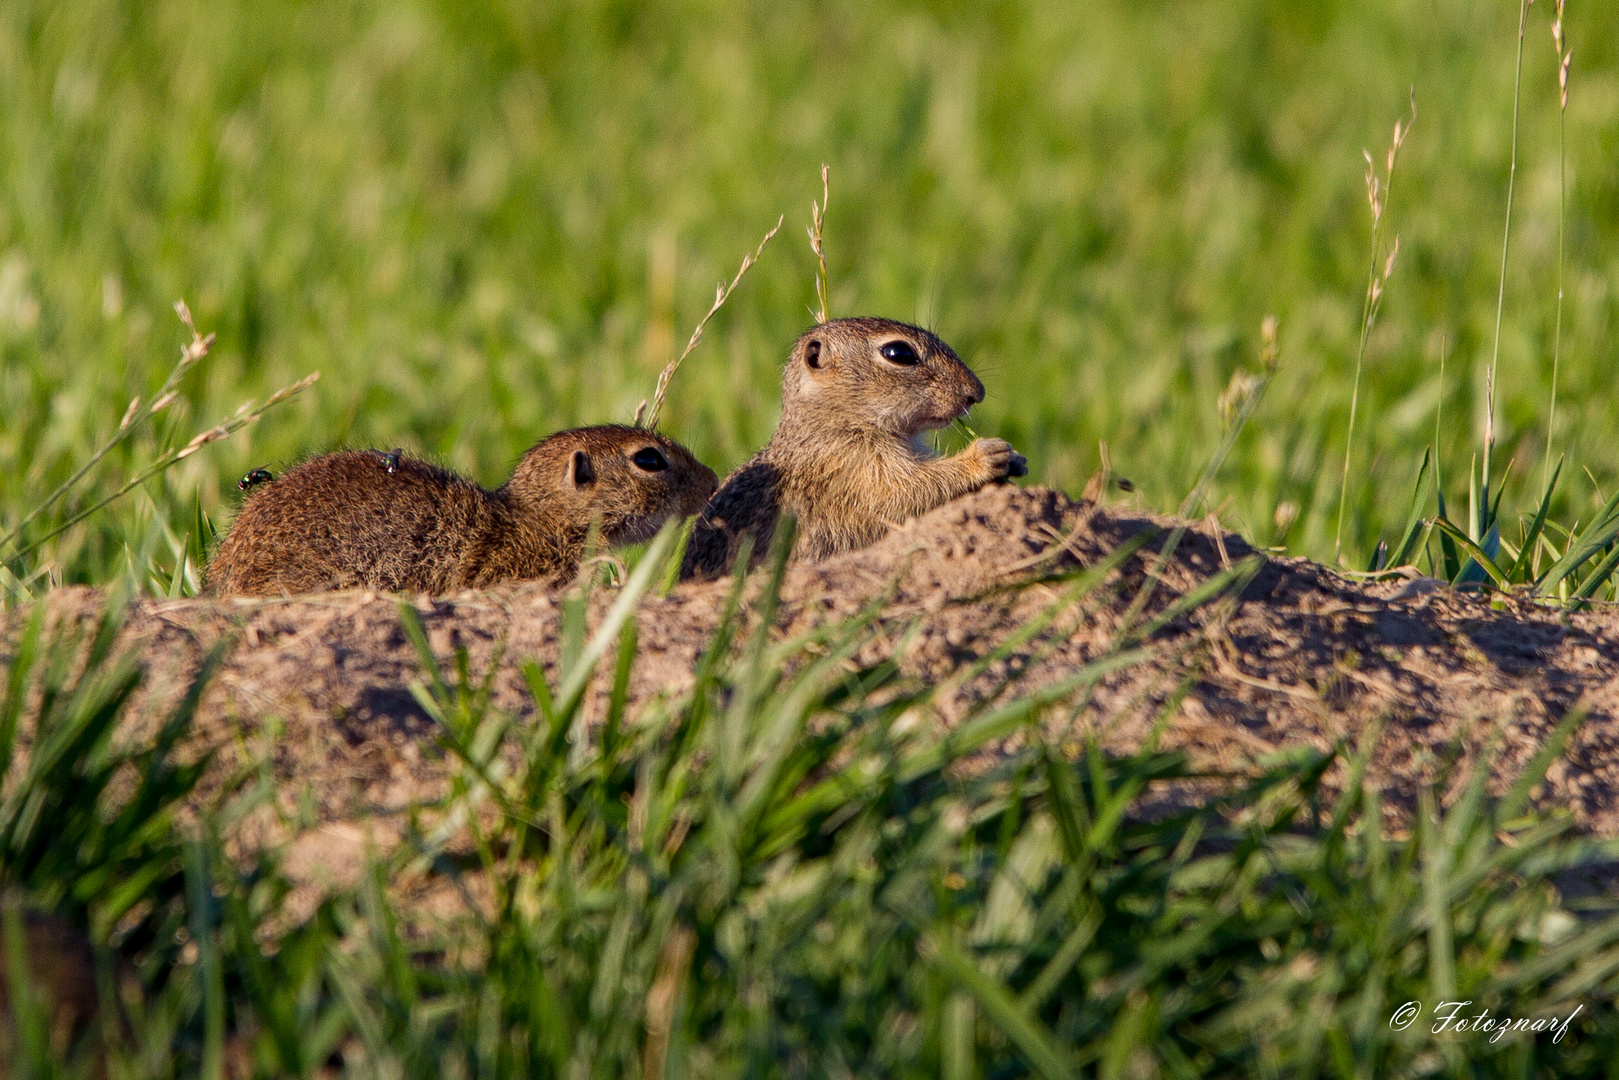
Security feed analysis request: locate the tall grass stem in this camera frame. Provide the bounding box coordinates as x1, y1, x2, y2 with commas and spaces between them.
1485, 0, 1531, 512
1333, 234, 1385, 563
1545, 1, 1571, 490
1335, 97, 1413, 562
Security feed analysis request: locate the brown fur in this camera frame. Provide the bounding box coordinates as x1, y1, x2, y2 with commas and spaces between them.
206, 426, 717, 596
681, 317, 1024, 579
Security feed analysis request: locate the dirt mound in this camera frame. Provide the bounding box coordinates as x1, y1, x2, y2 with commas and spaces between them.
17, 485, 1619, 871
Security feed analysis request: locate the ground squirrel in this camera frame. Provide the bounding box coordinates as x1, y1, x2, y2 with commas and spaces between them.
680, 317, 1025, 579
206, 425, 717, 596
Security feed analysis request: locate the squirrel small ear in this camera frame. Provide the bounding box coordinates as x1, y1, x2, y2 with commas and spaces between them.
568, 450, 596, 488
801, 338, 836, 382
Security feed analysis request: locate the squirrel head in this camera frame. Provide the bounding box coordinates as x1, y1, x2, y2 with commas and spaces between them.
779, 317, 986, 439
506, 425, 717, 544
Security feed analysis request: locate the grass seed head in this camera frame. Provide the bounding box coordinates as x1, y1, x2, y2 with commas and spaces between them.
808, 163, 832, 325
1551, 2, 1570, 108
1218, 371, 1261, 429
176, 425, 229, 460
1362, 150, 1381, 222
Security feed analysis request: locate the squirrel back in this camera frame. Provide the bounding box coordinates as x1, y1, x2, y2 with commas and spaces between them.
207, 426, 716, 596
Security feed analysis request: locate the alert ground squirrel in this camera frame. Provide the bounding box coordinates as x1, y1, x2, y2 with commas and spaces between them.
206, 425, 717, 596
680, 317, 1025, 579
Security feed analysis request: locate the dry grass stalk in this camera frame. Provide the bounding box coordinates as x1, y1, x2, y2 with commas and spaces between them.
1, 300, 216, 554
1334, 93, 1414, 562
808, 163, 831, 324
641, 924, 696, 1079
635, 215, 784, 430
6, 304, 320, 562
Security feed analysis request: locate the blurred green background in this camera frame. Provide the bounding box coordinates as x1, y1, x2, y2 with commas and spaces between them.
0, 0, 1614, 587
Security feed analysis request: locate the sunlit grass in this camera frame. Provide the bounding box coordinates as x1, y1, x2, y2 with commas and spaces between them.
2, 1, 1619, 1069
2, 535, 1618, 1076
0, 0, 1613, 588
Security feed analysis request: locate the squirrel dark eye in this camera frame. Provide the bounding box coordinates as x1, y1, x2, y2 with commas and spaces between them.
632, 447, 668, 472
804, 339, 823, 369
879, 341, 920, 365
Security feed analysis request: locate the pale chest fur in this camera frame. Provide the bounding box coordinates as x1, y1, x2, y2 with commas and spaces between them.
772, 436, 938, 560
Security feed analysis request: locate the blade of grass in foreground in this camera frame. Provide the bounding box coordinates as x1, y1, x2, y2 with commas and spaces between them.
922, 933, 1077, 1080
555, 522, 680, 716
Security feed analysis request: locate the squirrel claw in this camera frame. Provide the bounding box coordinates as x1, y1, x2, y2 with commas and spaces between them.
969, 437, 1026, 483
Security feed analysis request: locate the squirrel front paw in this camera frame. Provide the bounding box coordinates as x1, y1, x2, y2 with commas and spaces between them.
968, 438, 1029, 483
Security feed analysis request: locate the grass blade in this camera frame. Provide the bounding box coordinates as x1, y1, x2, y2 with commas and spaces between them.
1510, 455, 1562, 582
1429, 517, 1509, 588
923, 933, 1077, 1080
186, 839, 227, 1080
1386, 448, 1433, 569
1123, 554, 1263, 645
1540, 486, 1619, 593
396, 601, 449, 705
1572, 543, 1619, 603
1501, 708, 1584, 821
556, 522, 680, 716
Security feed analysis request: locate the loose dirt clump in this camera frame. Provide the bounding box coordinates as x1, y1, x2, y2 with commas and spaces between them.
13, 485, 1619, 885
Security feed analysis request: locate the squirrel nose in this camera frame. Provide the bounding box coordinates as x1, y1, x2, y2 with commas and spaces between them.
966, 372, 986, 405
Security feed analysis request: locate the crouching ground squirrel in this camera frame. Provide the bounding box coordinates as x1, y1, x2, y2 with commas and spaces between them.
206, 425, 717, 596
680, 317, 1025, 579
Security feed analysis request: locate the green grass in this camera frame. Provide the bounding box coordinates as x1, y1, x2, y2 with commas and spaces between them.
5, 537, 1619, 1076
4, 1, 1619, 1074
0, 0, 1615, 586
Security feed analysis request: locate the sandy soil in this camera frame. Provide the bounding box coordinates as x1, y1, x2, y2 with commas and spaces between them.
12, 484, 1619, 899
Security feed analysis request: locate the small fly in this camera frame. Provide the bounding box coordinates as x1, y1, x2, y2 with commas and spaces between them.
238, 468, 274, 491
